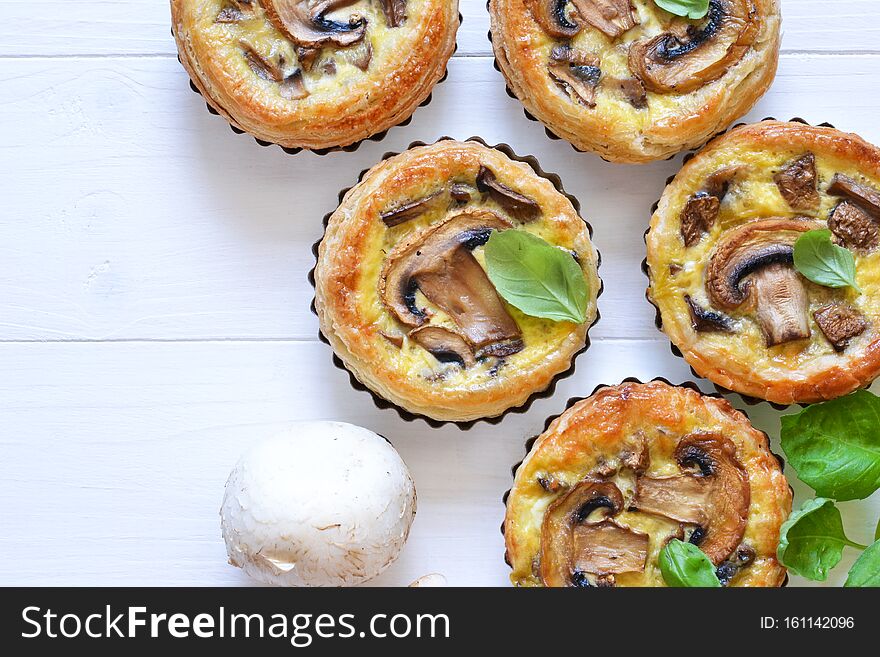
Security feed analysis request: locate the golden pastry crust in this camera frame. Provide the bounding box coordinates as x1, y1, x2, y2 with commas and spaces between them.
505, 381, 791, 587
489, 0, 780, 163
171, 0, 458, 150
648, 121, 880, 405
314, 140, 600, 423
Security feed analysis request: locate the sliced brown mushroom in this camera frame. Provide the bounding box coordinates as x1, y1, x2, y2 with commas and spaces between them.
680, 166, 745, 246
774, 154, 820, 212
264, 0, 367, 48
680, 193, 720, 247
813, 303, 868, 351
608, 77, 647, 109
714, 544, 755, 586
540, 481, 648, 587
633, 433, 750, 565
570, 0, 639, 39
242, 43, 310, 99
450, 183, 476, 205
828, 201, 879, 252
338, 37, 372, 71
526, 0, 582, 38
381, 190, 446, 227
296, 45, 321, 72
706, 218, 817, 346
409, 326, 476, 367
476, 166, 541, 222
685, 294, 734, 333
379, 0, 407, 27
379, 211, 524, 357
548, 45, 602, 108
828, 174, 880, 218
628, 0, 759, 94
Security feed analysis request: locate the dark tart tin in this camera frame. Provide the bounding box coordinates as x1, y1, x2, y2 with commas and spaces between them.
308, 136, 604, 429
172, 12, 462, 156
642, 117, 838, 410
501, 377, 791, 586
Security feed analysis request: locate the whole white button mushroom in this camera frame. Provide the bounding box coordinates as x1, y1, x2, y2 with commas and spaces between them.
220, 422, 417, 587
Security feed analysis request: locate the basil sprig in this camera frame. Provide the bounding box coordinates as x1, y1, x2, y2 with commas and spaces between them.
484, 230, 588, 324
781, 390, 880, 501
793, 229, 861, 292
653, 0, 710, 19
659, 539, 721, 587
777, 498, 867, 581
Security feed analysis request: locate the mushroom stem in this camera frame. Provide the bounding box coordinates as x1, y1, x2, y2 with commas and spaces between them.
750, 263, 810, 346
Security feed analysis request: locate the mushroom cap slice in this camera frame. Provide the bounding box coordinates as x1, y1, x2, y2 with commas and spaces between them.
540, 481, 648, 586
264, 0, 367, 48
706, 217, 817, 346
379, 0, 407, 28
476, 166, 541, 222
379, 211, 523, 355
570, 0, 639, 39
633, 433, 750, 565
628, 0, 760, 94
828, 173, 880, 219
526, 0, 582, 38
548, 46, 602, 109
409, 326, 476, 368
686, 294, 734, 333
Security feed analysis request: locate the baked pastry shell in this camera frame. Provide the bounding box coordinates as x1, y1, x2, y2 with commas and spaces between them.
645, 118, 880, 407
487, 0, 781, 164
171, 3, 461, 155
309, 137, 603, 429
502, 378, 792, 587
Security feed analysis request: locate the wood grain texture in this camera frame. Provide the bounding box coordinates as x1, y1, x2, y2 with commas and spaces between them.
1, 340, 873, 587
0, 0, 879, 587
0, 0, 876, 56
2, 54, 880, 342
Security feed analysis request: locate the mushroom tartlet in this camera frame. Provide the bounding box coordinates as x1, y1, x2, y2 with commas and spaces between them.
648, 121, 880, 405
171, 0, 458, 150
314, 140, 600, 423
504, 381, 791, 587
489, 0, 780, 163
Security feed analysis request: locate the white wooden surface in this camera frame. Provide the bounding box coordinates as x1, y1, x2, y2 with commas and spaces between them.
1, 0, 878, 587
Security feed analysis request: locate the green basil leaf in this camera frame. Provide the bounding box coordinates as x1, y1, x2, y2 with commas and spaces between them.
653, 0, 710, 19
876, 517, 880, 542
484, 230, 588, 323
780, 390, 880, 501
777, 498, 864, 581
793, 229, 861, 292
659, 539, 721, 587
845, 539, 880, 587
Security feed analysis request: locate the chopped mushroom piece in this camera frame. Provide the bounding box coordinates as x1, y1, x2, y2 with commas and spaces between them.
379, 0, 407, 27
685, 294, 734, 333
296, 46, 321, 71
715, 544, 755, 586
813, 304, 867, 351
381, 190, 446, 227
680, 193, 720, 247
828, 201, 879, 252
633, 433, 750, 565
264, 0, 367, 48
450, 183, 476, 204
218, 0, 254, 21
570, 0, 639, 39
548, 46, 602, 108
706, 218, 818, 346
774, 154, 820, 212
628, 0, 759, 94
243, 43, 310, 99
280, 70, 309, 99
609, 77, 647, 109
703, 165, 746, 200
828, 174, 880, 218
379, 211, 524, 359
476, 166, 541, 222
527, 0, 582, 38
541, 481, 648, 586
409, 326, 476, 367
